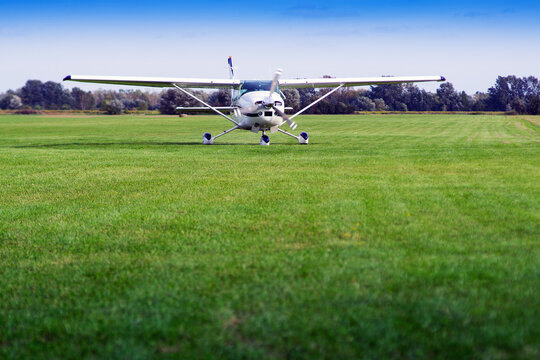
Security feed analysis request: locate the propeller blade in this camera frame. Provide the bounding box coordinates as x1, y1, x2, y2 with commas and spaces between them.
269, 68, 282, 95
272, 105, 297, 130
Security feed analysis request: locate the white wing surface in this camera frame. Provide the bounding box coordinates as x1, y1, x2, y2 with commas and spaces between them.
64, 75, 445, 89
63, 75, 241, 88
279, 76, 446, 88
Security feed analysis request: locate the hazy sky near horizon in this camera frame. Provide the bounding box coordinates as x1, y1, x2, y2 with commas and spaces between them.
1, 0, 539, 93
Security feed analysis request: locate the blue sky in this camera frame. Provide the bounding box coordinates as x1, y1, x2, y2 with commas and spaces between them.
1, 0, 539, 93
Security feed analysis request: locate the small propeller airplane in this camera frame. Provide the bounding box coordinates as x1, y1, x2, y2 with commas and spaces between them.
64, 57, 445, 145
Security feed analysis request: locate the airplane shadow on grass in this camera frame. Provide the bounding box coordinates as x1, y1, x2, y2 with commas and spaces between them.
10, 141, 301, 148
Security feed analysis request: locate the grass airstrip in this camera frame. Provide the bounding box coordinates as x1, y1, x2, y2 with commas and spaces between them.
1, 113, 539, 359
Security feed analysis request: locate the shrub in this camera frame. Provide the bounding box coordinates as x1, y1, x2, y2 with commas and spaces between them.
505, 110, 518, 115
15, 109, 39, 114
101, 99, 124, 115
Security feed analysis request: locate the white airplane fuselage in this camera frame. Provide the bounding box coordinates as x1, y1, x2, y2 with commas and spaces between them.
233, 90, 286, 131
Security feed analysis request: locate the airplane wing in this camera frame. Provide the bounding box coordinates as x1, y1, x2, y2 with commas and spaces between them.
63, 75, 241, 88
279, 75, 445, 88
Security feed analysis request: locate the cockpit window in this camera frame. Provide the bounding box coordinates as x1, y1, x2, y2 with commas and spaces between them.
237, 81, 279, 97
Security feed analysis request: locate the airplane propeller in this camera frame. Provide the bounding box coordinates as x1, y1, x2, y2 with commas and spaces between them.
239, 68, 297, 130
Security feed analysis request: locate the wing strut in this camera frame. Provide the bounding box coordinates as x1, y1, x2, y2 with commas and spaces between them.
172, 83, 239, 126
288, 84, 344, 121
276, 84, 345, 130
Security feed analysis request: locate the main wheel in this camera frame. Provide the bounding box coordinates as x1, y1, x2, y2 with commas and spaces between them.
203, 132, 213, 145
298, 132, 309, 144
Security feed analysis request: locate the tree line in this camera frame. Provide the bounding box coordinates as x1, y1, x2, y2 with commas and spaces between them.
1, 75, 539, 115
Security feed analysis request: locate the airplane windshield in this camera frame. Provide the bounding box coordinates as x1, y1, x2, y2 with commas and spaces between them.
237, 81, 279, 97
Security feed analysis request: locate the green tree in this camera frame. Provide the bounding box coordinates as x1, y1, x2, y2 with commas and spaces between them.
436, 82, 462, 111
159, 89, 206, 115
0, 94, 22, 109
373, 98, 388, 111
136, 100, 148, 111
486, 75, 535, 113
20, 80, 44, 108
282, 88, 300, 110
41, 81, 71, 109
459, 91, 473, 111
208, 89, 231, 107
71, 87, 95, 110
298, 88, 316, 111
527, 95, 540, 115
354, 96, 376, 111
369, 84, 405, 110
404, 84, 436, 111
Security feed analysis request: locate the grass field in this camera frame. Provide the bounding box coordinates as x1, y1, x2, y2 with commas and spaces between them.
1, 113, 539, 359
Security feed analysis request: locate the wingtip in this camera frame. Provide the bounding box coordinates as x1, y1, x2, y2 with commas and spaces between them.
440, 76, 446, 81
63, 75, 72, 81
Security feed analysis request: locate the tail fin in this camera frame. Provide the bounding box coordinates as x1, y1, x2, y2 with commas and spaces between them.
228, 56, 234, 79
228, 57, 235, 106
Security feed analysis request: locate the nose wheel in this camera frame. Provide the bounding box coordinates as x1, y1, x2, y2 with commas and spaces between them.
260, 132, 270, 146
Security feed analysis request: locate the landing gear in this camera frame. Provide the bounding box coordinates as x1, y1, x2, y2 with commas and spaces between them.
203, 132, 213, 145
203, 127, 308, 146
260, 132, 270, 146
202, 126, 239, 145
298, 132, 309, 144
278, 128, 309, 144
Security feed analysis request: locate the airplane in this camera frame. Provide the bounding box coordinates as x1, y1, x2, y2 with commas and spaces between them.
63, 57, 445, 145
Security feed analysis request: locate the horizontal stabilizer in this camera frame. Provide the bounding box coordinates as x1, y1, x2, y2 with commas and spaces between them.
176, 106, 238, 112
